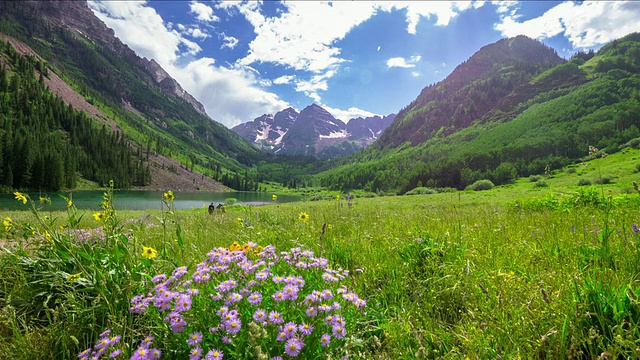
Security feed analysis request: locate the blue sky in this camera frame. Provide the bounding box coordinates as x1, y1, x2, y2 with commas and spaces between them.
88, 1, 640, 128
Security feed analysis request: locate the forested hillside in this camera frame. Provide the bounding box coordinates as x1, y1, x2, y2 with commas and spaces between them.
0, 39, 149, 191
318, 33, 640, 194
0, 1, 266, 191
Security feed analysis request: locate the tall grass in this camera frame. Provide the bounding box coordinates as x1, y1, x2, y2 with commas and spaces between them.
1, 184, 640, 358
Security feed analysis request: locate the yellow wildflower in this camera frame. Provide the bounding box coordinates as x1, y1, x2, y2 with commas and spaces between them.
93, 212, 104, 222
39, 197, 48, 204
67, 200, 73, 208
163, 190, 174, 202
298, 211, 310, 222
237, 218, 243, 227
3, 216, 12, 231
336, 194, 340, 201
272, 194, 277, 201
141, 246, 158, 260
14, 192, 27, 204
327, 224, 333, 230
67, 272, 82, 281
45, 231, 53, 243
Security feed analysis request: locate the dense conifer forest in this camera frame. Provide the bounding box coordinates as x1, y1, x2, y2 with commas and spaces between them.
0, 39, 150, 191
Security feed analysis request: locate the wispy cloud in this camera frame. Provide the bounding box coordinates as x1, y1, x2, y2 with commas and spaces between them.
273, 75, 296, 85
387, 55, 422, 69
220, 33, 238, 49
495, 1, 640, 49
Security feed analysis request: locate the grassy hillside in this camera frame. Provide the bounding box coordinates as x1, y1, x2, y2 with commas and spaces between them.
2, 149, 640, 358
317, 33, 640, 195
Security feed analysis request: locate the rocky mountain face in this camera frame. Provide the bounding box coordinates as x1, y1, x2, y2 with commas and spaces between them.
233, 107, 299, 150
139, 58, 206, 115
0, 0, 263, 191
232, 104, 395, 158
14, 0, 207, 115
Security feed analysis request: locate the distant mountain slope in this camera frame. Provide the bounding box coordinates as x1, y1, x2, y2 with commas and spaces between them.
318, 33, 640, 194
0, 0, 263, 190
232, 104, 395, 158
377, 35, 566, 148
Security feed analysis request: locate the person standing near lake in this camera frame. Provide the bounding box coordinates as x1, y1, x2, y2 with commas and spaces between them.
208, 203, 215, 215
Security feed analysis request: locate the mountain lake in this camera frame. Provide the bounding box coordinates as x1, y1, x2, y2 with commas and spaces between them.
0, 191, 300, 211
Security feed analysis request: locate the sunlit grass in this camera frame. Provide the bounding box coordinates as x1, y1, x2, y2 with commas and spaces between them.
2, 151, 640, 358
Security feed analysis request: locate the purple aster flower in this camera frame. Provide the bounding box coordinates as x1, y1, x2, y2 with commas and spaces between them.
633, 223, 639, 233
217, 306, 229, 316
240, 287, 251, 296
276, 331, 288, 342
283, 285, 299, 300
283, 322, 297, 337
305, 307, 317, 318
284, 338, 302, 357
205, 349, 223, 360
320, 333, 331, 347
187, 332, 202, 346
272, 290, 286, 302
78, 348, 91, 359
222, 336, 232, 344
141, 335, 155, 347
174, 294, 192, 312
253, 309, 267, 322
190, 347, 203, 360
131, 347, 150, 360
256, 270, 269, 281
324, 315, 334, 326
248, 292, 262, 305
152, 274, 167, 283
321, 289, 333, 300
172, 266, 188, 279
299, 323, 313, 336
151, 349, 162, 359
332, 325, 346, 339
271, 357, 283, 360
225, 319, 242, 335
187, 288, 199, 295
269, 311, 284, 325
109, 349, 121, 358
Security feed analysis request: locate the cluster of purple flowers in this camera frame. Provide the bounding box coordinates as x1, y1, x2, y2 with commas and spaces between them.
77, 329, 123, 359
122, 242, 366, 359
66, 227, 107, 243
129, 336, 162, 360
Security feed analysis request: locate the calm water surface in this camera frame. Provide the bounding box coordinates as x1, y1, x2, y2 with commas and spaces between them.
0, 191, 300, 211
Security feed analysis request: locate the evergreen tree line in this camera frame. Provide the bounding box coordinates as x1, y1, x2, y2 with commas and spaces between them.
0, 40, 150, 191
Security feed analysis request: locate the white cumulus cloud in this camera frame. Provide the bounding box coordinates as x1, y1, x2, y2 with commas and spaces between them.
495, 1, 640, 49
322, 104, 379, 123
88, 1, 289, 128
189, 1, 219, 22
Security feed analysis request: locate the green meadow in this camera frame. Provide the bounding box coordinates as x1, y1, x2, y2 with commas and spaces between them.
2, 150, 640, 359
